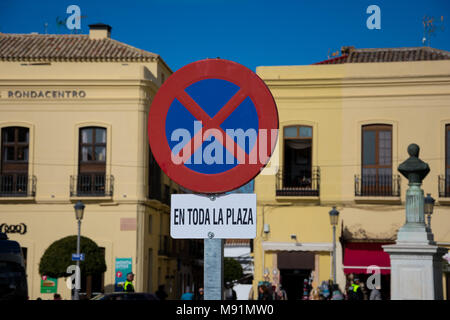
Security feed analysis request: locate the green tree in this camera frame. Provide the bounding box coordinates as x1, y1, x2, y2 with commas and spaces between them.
39, 235, 106, 278
224, 257, 243, 284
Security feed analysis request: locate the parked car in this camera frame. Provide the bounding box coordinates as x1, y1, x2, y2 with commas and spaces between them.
91, 292, 159, 300
0, 232, 28, 300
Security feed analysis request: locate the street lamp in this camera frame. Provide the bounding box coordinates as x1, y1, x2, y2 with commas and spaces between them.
329, 206, 340, 284
73, 201, 85, 300
424, 193, 435, 229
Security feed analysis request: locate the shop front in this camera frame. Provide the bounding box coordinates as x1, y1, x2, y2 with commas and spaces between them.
343, 242, 393, 300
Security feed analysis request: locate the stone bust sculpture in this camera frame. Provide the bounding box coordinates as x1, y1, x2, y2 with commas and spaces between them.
398, 144, 430, 184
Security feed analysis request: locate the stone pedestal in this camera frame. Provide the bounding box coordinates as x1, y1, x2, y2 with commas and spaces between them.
383, 243, 447, 300
382, 143, 448, 300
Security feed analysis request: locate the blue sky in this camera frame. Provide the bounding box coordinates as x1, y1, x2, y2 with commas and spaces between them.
0, 0, 449, 71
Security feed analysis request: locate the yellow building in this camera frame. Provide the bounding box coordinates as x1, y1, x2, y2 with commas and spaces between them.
253, 46, 450, 300
0, 24, 202, 300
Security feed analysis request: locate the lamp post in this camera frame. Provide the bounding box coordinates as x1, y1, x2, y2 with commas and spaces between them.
73, 201, 85, 301
424, 193, 435, 229
329, 206, 339, 284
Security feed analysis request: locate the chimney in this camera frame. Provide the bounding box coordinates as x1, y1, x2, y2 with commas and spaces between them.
341, 46, 355, 56
88, 23, 112, 39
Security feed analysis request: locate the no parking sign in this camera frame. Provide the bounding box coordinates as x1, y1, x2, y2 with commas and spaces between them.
148, 59, 278, 194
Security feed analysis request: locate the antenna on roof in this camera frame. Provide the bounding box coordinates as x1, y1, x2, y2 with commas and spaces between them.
327, 48, 340, 60
44, 22, 48, 34
422, 15, 444, 47
56, 16, 65, 34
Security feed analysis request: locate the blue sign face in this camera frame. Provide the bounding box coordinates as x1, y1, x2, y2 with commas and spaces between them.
165, 78, 259, 174
115, 258, 132, 292
71, 253, 85, 261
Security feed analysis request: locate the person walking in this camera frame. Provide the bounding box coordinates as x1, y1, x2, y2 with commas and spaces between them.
276, 285, 288, 300
224, 282, 237, 300
257, 285, 272, 301
330, 285, 344, 300
308, 287, 320, 300
348, 278, 364, 300
155, 284, 168, 300
180, 287, 194, 300
319, 280, 330, 300
369, 286, 382, 300
197, 287, 204, 300
124, 272, 135, 293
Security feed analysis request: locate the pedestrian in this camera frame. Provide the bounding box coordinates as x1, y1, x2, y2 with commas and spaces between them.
124, 272, 135, 292
330, 285, 344, 300
224, 282, 237, 300
257, 285, 272, 301
319, 280, 330, 300
276, 285, 288, 300
248, 286, 255, 300
197, 287, 204, 300
369, 285, 382, 300
308, 287, 320, 300
155, 284, 168, 301
348, 278, 364, 300
180, 287, 194, 300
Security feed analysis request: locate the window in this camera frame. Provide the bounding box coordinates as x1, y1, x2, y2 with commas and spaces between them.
361, 124, 392, 194
1, 127, 29, 196
445, 125, 450, 195
76, 127, 107, 196
283, 125, 312, 187
79, 127, 106, 165
148, 147, 162, 200
276, 125, 319, 196
1, 127, 29, 169
276, 125, 320, 196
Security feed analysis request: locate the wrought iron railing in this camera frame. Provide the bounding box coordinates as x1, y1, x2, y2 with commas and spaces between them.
438, 175, 450, 198
276, 167, 320, 196
354, 174, 400, 197
0, 174, 36, 197
70, 174, 114, 197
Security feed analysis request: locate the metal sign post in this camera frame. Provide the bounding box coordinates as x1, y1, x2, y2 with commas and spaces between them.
148, 59, 279, 301
204, 237, 224, 300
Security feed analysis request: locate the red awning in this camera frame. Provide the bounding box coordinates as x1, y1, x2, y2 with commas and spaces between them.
343, 242, 392, 275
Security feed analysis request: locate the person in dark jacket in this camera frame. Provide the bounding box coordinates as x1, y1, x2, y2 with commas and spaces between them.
257, 285, 272, 301
155, 285, 168, 300
348, 278, 364, 300
197, 287, 204, 300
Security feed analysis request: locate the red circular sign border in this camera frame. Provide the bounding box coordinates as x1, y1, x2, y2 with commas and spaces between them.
148, 59, 278, 194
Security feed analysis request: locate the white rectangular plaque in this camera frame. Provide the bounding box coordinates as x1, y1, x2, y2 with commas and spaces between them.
170, 193, 256, 239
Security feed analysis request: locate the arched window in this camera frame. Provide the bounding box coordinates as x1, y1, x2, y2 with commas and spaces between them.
283, 125, 313, 188
1, 127, 29, 196
445, 124, 450, 196
361, 124, 392, 194
77, 127, 106, 196
276, 125, 319, 196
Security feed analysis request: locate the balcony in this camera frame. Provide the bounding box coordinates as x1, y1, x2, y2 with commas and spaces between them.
70, 174, 114, 197
276, 167, 320, 197
439, 175, 450, 199
354, 174, 400, 197
0, 174, 36, 197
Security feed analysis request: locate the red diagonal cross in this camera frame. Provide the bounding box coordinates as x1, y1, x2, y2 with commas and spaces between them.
174, 86, 251, 164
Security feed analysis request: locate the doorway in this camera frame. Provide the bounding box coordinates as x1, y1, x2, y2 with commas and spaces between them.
280, 269, 311, 300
